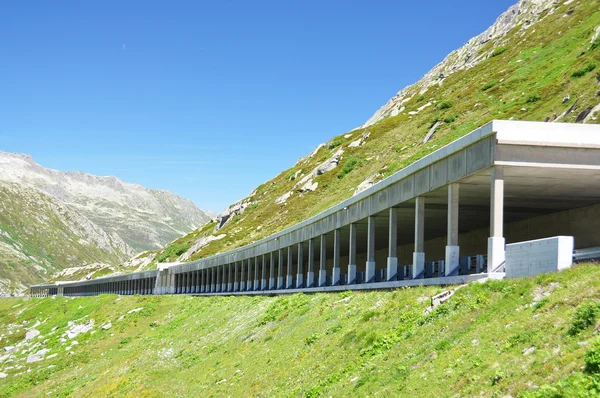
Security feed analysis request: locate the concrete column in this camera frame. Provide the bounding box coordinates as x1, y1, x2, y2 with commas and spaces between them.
269, 252, 275, 290
445, 183, 460, 276
286, 247, 293, 289
247, 258, 253, 291
412, 197, 425, 279
296, 243, 304, 288
215, 266, 222, 292
254, 256, 260, 291
222, 265, 227, 292
307, 238, 315, 288
366, 216, 376, 283
211, 267, 216, 293
228, 264, 233, 292
240, 260, 246, 291
171, 274, 177, 294
234, 261, 239, 292
332, 229, 341, 285
277, 249, 284, 289
319, 234, 327, 287
199, 269, 205, 293
348, 223, 357, 284
261, 254, 267, 290
488, 166, 505, 273
387, 208, 398, 281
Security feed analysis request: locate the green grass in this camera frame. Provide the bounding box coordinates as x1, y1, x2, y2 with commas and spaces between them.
1, 264, 600, 396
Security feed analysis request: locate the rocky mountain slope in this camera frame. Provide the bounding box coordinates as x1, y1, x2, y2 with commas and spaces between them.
0, 152, 210, 294
154, 0, 600, 267
1, 264, 600, 396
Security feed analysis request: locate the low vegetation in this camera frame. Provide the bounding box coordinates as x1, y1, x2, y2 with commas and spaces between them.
1, 264, 599, 396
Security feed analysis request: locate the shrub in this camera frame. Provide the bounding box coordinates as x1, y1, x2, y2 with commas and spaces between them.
304, 333, 320, 346
328, 140, 343, 150
568, 299, 599, 336
158, 243, 189, 262
526, 94, 541, 103
481, 81, 497, 91
337, 157, 359, 179
585, 338, 600, 373
571, 63, 597, 78
444, 115, 457, 124
436, 101, 452, 110
491, 47, 507, 57
591, 37, 600, 51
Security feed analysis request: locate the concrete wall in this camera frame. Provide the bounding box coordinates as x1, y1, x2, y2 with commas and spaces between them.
505, 236, 574, 278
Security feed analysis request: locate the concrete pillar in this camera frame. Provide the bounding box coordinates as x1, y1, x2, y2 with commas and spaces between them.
247, 258, 253, 291
332, 229, 341, 285
241, 260, 246, 291
445, 183, 460, 276
216, 266, 222, 293
296, 243, 304, 288
286, 247, 293, 289
254, 256, 260, 291
222, 265, 227, 292
318, 235, 327, 287
366, 216, 376, 283
234, 261, 239, 292
269, 252, 275, 290
199, 269, 204, 293
211, 267, 216, 293
387, 208, 398, 281
261, 254, 267, 290
228, 264, 233, 292
307, 238, 315, 288
348, 223, 357, 284
488, 166, 505, 273
277, 249, 284, 289
412, 197, 425, 279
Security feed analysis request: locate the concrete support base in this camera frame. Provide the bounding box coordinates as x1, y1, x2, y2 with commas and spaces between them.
262, 278, 267, 290
296, 273, 304, 288
240, 281, 246, 291
412, 252, 425, 279
277, 276, 284, 290
386, 257, 398, 281
318, 270, 327, 287
306, 272, 315, 288
445, 245, 460, 276
366, 261, 375, 283
247, 281, 253, 291
286, 275, 293, 289
332, 268, 340, 286
269, 277, 275, 290
347, 264, 357, 284
228, 283, 232, 292
254, 279, 260, 291
488, 237, 506, 273
233, 282, 239, 292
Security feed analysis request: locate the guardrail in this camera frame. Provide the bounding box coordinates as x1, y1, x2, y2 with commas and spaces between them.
573, 247, 600, 262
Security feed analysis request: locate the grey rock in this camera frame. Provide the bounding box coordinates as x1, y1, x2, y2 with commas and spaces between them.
26, 348, 49, 363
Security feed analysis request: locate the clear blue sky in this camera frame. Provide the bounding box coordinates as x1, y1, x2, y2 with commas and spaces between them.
0, 0, 515, 213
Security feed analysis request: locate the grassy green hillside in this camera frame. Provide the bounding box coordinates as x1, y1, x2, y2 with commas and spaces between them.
1, 264, 599, 396
154, 0, 600, 266
0, 184, 130, 295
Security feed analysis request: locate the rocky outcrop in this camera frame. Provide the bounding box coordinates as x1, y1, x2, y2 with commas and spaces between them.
213, 197, 257, 231
179, 234, 226, 261
362, 0, 557, 127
